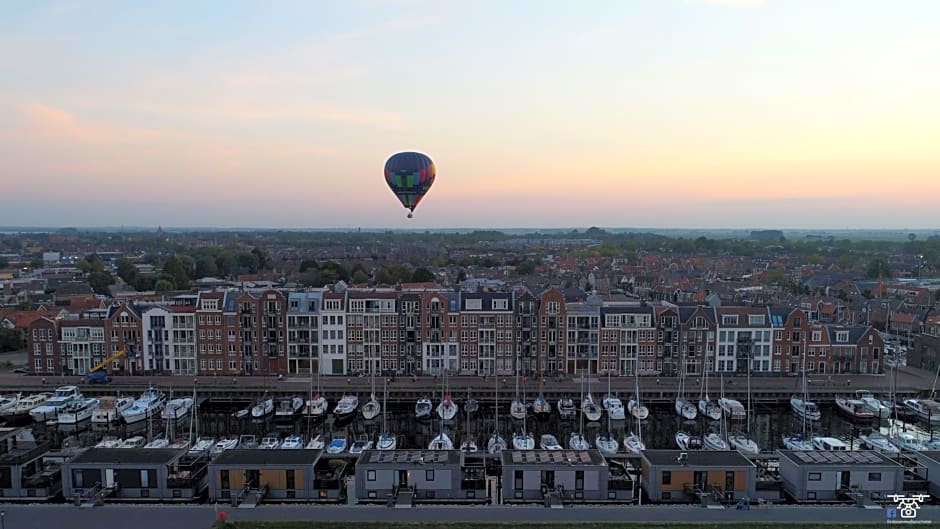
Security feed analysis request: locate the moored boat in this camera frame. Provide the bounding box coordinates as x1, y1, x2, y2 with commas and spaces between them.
92, 395, 134, 424
835, 396, 875, 421
57, 397, 100, 424
30, 386, 81, 422
121, 386, 166, 425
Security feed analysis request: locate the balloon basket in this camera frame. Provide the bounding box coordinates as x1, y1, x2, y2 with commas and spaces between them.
407, 212, 413, 219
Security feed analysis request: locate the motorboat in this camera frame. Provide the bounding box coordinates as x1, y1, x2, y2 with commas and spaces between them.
232, 407, 250, 420
437, 394, 458, 421
189, 437, 216, 456
304, 394, 328, 418
790, 395, 821, 421
162, 397, 194, 421
812, 436, 850, 451
728, 432, 760, 457
305, 435, 325, 450
361, 395, 381, 421
539, 434, 562, 450
275, 397, 304, 420
349, 439, 374, 454
0, 395, 18, 415
509, 398, 527, 421
121, 387, 166, 425
415, 397, 433, 419
144, 438, 169, 448
333, 395, 359, 419
835, 396, 875, 421
95, 437, 123, 448
2, 393, 50, 421
460, 438, 478, 453
698, 398, 723, 421
512, 431, 535, 450
582, 395, 602, 422
603, 395, 626, 421
675, 431, 702, 450
377, 432, 397, 451
326, 437, 347, 454
860, 432, 900, 455
557, 397, 576, 419
92, 395, 134, 424
260, 434, 281, 449
429, 431, 454, 450
903, 399, 940, 424
532, 394, 551, 419
212, 438, 238, 455
622, 433, 645, 455
891, 432, 927, 451
719, 397, 746, 419
855, 390, 891, 419
237, 435, 258, 449
595, 432, 618, 456
251, 397, 274, 419
119, 436, 147, 448
703, 432, 729, 451
57, 398, 100, 424
168, 438, 191, 450
487, 432, 507, 454
569, 432, 590, 450
782, 433, 813, 450
30, 386, 81, 422
281, 434, 304, 450
627, 397, 649, 421
675, 397, 698, 421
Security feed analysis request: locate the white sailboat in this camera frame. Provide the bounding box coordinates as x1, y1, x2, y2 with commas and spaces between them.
436, 367, 458, 421
582, 363, 603, 422
415, 396, 432, 419
784, 353, 816, 450
627, 363, 649, 421
303, 361, 328, 418
698, 364, 723, 421
675, 431, 702, 450
377, 379, 396, 450
429, 368, 454, 450
675, 360, 697, 420
361, 368, 381, 420
727, 357, 759, 457
251, 395, 274, 418
596, 371, 619, 455
539, 434, 562, 450
487, 372, 507, 454
569, 375, 591, 450
602, 372, 625, 420
705, 375, 730, 451
510, 367, 527, 421
790, 362, 821, 421
513, 370, 534, 450
460, 387, 477, 453
557, 396, 576, 419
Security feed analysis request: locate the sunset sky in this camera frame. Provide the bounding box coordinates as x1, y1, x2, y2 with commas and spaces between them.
1, 0, 938, 229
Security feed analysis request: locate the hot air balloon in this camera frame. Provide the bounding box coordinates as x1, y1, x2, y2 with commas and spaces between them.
384, 151, 435, 218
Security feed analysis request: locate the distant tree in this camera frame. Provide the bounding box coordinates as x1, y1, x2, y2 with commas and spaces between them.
456, 269, 467, 283
351, 269, 370, 285
154, 279, 175, 292
236, 252, 260, 274
515, 260, 538, 275
909, 233, 917, 242
766, 269, 786, 284
0, 328, 25, 352
214, 253, 236, 277
411, 267, 435, 283
87, 271, 114, 296
376, 265, 412, 285
299, 259, 319, 273
298, 270, 323, 287
195, 256, 218, 278
807, 254, 824, 265
867, 259, 891, 279
251, 247, 270, 271
162, 255, 190, 288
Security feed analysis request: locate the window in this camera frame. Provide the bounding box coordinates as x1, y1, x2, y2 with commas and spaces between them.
575, 470, 584, 490
748, 314, 765, 326
426, 470, 434, 481
367, 470, 376, 481
662, 471, 671, 485
868, 472, 881, 481
286, 469, 295, 489
808, 472, 821, 481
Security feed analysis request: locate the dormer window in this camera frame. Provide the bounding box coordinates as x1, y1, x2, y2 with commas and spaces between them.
836, 331, 849, 343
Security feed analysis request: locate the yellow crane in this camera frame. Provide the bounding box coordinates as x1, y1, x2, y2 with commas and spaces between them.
89, 349, 126, 374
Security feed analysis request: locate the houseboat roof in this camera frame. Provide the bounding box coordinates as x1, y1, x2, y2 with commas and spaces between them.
642, 449, 755, 468
777, 450, 899, 467
211, 449, 323, 466
359, 449, 462, 466
70, 448, 185, 465
501, 449, 606, 467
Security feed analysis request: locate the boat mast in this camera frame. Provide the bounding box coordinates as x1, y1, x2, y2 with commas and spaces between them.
746, 351, 752, 439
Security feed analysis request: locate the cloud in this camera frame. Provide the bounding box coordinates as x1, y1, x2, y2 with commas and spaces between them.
22, 104, 75, 127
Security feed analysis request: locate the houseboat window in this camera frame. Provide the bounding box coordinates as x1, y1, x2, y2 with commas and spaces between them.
286, 470, 295, 489
662, 471, 671, 485
514, 470, 523, 490
72, 470, 83, 489
367, 470, 376, 482
725, 471, 735, 491
868, 472, 881, 481
808, 472, 821, 481
220, 470, 229, 489
140, 470, 150, 488
426, 470, 434, 482
575, 470, 584, 490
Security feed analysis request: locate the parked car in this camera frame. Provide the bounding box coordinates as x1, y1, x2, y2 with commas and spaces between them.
12, 368, 30, 375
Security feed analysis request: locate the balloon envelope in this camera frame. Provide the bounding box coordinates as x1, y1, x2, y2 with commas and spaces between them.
384, 152, 435, 217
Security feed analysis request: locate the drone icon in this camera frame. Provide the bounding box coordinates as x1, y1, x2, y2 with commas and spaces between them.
888, 494, 928, 519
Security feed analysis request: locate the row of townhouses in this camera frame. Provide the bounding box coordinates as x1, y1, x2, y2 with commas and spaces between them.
26, 286, 885, 378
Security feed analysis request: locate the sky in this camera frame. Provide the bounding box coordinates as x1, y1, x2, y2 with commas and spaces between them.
0, 0, 938, 230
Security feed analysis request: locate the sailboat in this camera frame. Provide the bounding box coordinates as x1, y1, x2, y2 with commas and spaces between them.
465, 389, 480, 415
582, 362, 603, 422
627, 364, 649, 421
429, 367, 454, 450
460, 387, 478, 452
436, 368, 458, 421
596, 372, 619, 456
675, 360, 697, 420
727, 356, 760, 457
675, 430, 702, 450
377, 379, 396, 450
510, 368, 527, 420
557, 395, 576, 419
361, 369, 381, 421
303, 361, 328, 419
513, 370, 535, 450
784, 350, 816, 449
415, 396, 432, 420
704, 374, 730, 451
487, 371, 507, 454
602, 372, 625, 420
532, 374, 551, 419
698, 362, 723, 421
569, 374, 591, 450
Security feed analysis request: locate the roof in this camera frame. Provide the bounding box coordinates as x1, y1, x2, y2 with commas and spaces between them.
642, 450, 755, 468
69, 448, 184, 465
777, 450, 900, 467
358, 449, 461, 466
210, 449, 322, 466
501, 449, 606, 467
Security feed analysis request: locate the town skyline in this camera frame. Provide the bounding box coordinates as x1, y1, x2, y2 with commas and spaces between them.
2, 0, 939, 228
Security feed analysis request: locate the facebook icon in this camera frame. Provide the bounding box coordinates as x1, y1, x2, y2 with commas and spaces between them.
887, 507, 898, 520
